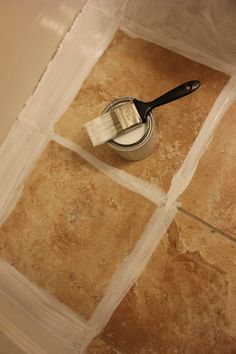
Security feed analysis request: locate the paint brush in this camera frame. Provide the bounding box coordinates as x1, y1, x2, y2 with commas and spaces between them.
85, 80, 200, 146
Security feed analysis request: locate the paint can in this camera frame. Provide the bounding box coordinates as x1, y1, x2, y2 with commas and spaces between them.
103, 97, 158, 161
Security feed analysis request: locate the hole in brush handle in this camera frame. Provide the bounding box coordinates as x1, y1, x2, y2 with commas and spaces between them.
134, 80, 201, 122
148, 80, 201, 109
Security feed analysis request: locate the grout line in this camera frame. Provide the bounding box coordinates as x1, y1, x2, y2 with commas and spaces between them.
167, 76, 236, 207
19, 1, 87, 114
0, 313, 46, 354
0, 121, 50, 226
18, 0, 126, 132
0, 259, 90, 353
178, 206, 236, 245
80, 204, 177, 350
51, 133, 167, 206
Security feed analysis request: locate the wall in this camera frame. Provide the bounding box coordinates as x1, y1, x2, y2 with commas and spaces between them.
0, 0, 87, 145
123, 0, 236, 74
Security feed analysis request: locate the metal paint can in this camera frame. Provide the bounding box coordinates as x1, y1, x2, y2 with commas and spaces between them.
104, 97, 158, 161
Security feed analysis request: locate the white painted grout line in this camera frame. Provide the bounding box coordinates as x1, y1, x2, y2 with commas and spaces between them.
167, 75, 236, 206
81, 204, 177, 350
0, 313, 46, 354
19, 0, 127, 132
121, 20, 235, 75
0, 259, 90, 353
52, 133, 167, 206
0, 120, 50, 226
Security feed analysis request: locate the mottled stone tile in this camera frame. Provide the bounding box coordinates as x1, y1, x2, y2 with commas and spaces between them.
87, 338, 122, 354
179, 102, 236, 238
102, 212, 236, 354
56, 30, 228, 191
0, 141, 155, 319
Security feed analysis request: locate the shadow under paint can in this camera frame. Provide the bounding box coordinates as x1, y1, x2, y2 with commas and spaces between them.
104, 97, 158, 161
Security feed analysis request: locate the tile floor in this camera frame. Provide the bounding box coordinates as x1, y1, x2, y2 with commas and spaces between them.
0, 30, 235, 353
102, 212, 236, 353
56, 31, 228, 191
0, 141, 155, 319
179, 102, 236, 238
87, 338, 122, 354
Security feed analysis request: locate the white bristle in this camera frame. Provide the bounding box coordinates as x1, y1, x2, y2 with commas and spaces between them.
85, 102, 142, 146
85, 111, 122, 146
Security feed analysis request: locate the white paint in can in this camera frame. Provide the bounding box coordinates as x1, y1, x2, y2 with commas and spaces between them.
113, 123, 147, 145
104, 97, 158, 161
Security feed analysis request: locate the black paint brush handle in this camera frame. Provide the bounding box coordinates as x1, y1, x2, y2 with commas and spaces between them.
133, 80, 200, 123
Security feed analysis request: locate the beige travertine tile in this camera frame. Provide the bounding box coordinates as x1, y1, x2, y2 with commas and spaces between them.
0, 141, 155, 319
87, 337, 122, 354
56, 30, 228, 191
179, 102, 236, 238
102, 212, 236, 354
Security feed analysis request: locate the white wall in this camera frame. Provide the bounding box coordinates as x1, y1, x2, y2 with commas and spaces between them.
123, 0, 236, 74
0, 0, 87, 145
